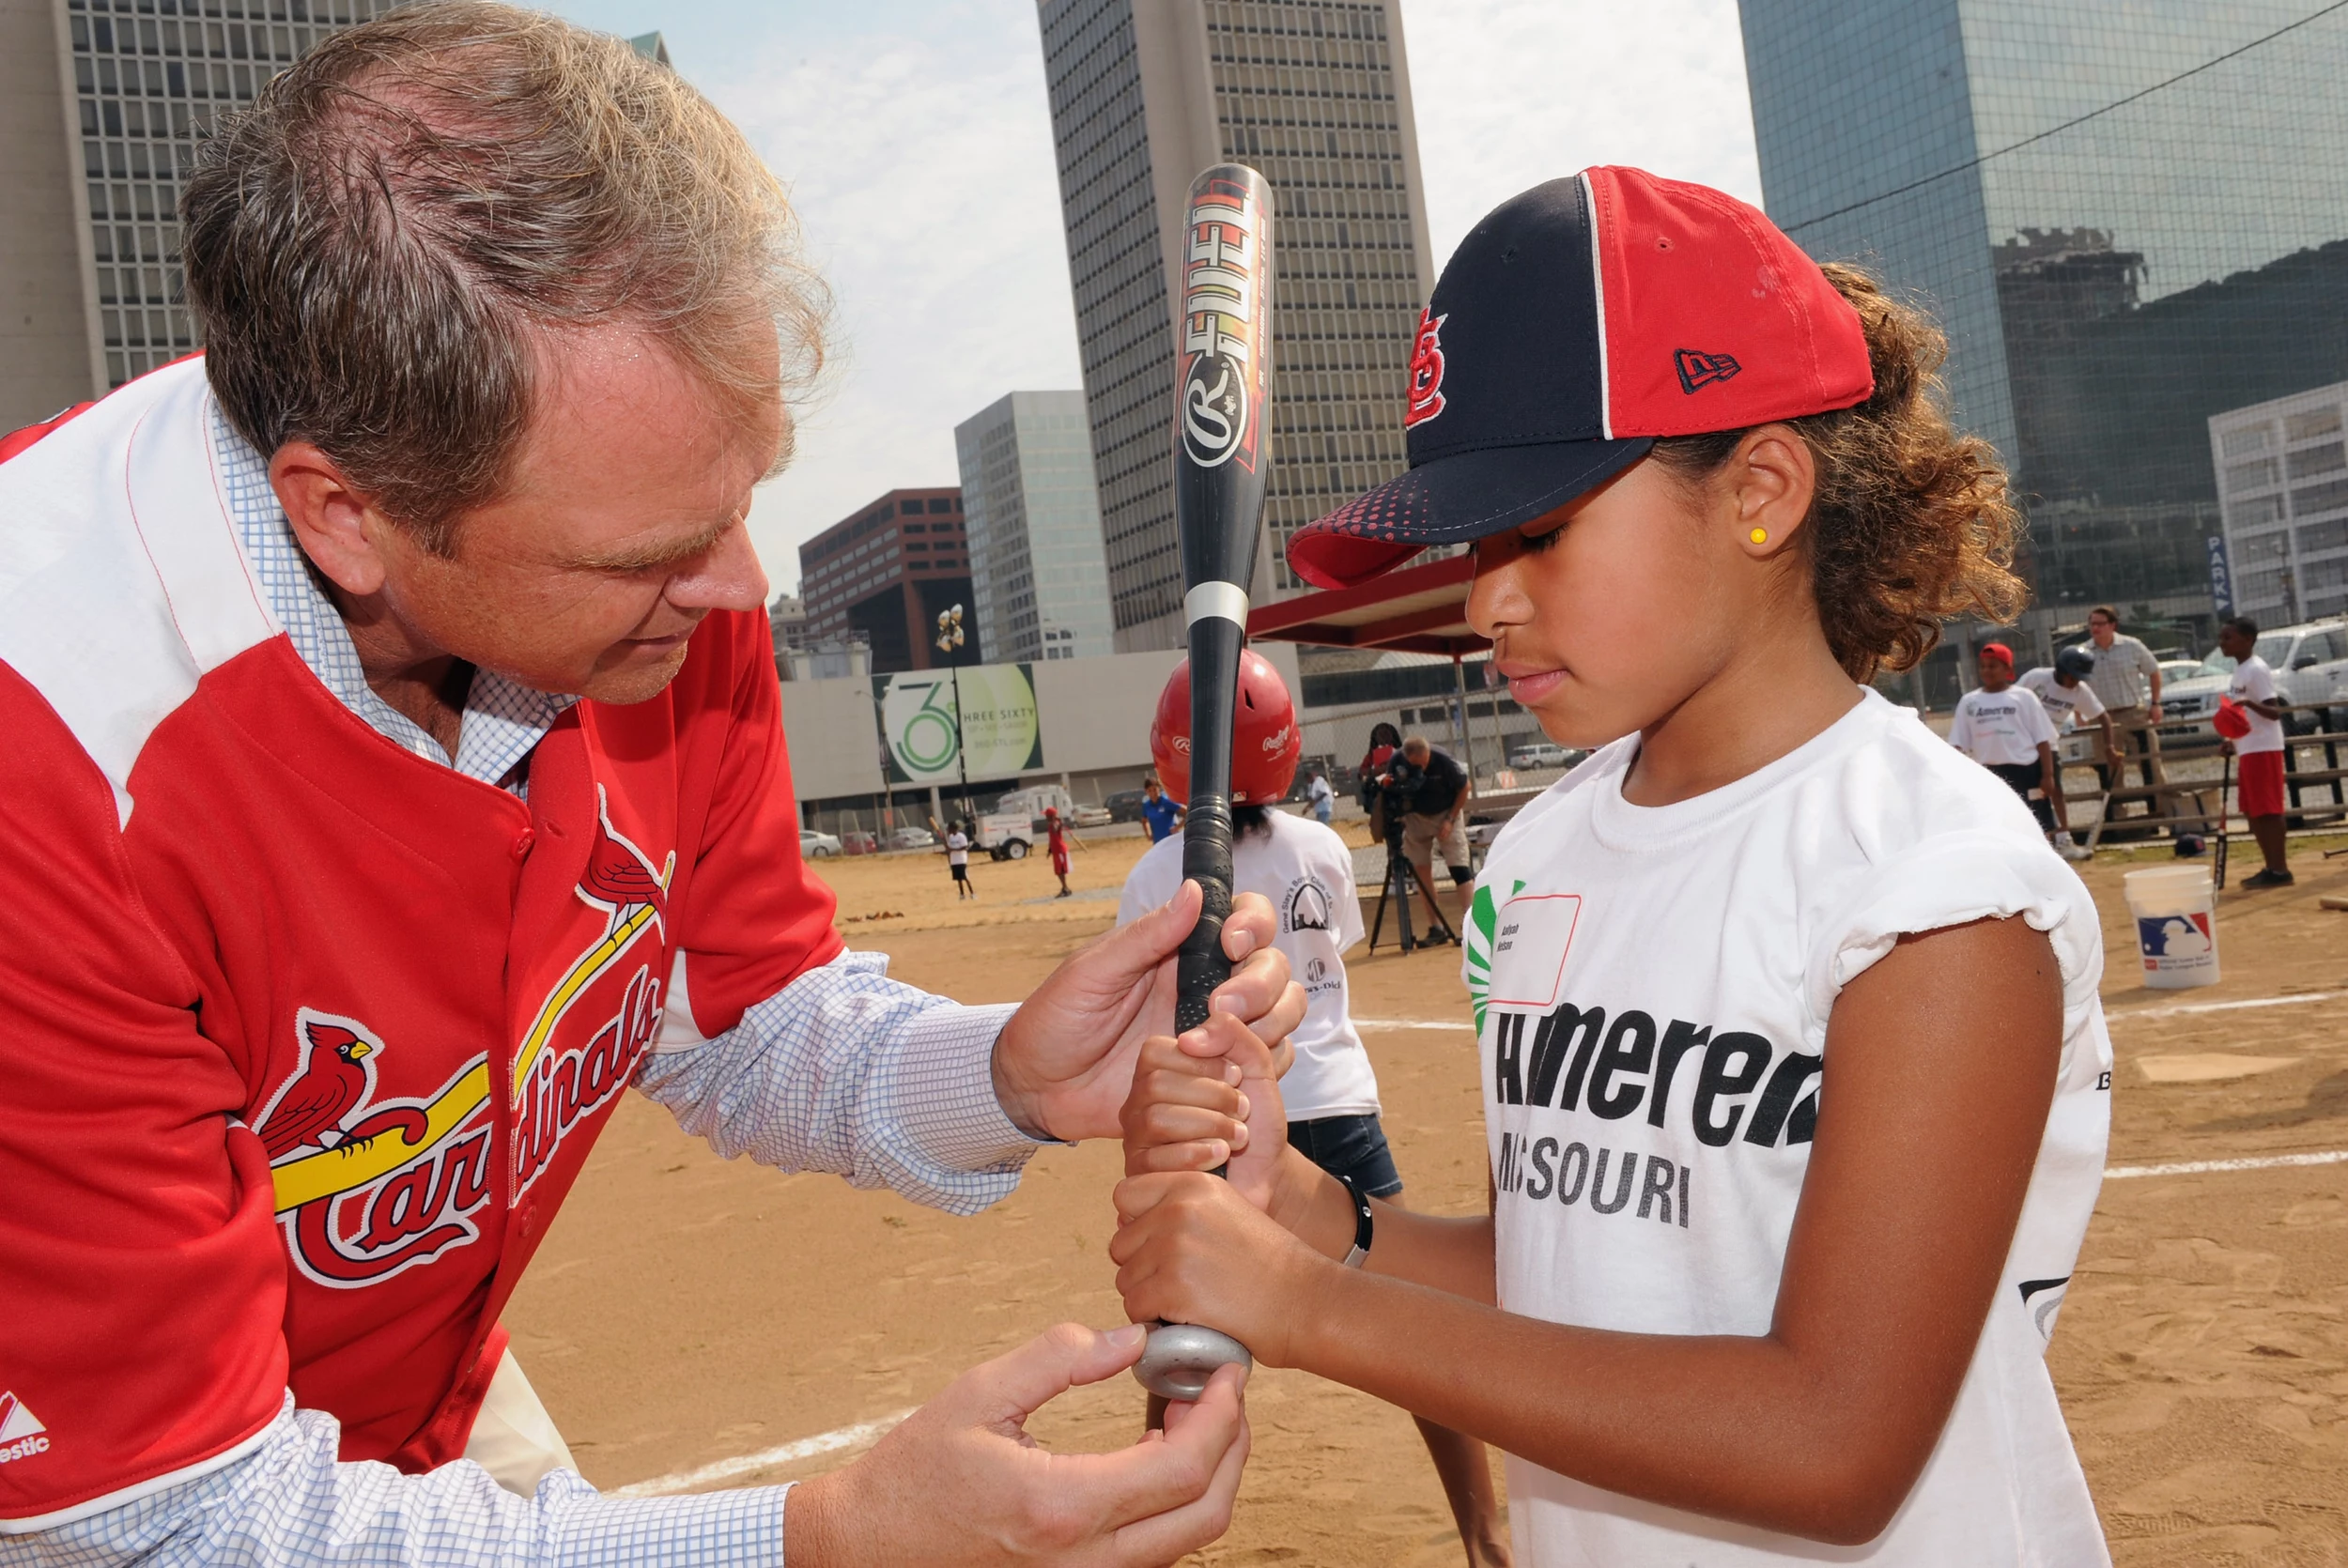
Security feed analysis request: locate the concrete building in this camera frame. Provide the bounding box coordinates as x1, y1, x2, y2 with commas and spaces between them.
1739, 0, 2348, 692
0, 0, 403, 431
954, 391, 1116, 664
2210, 379, 2348, 625
1037, 0, 1434, 652
797, 487, 981, 674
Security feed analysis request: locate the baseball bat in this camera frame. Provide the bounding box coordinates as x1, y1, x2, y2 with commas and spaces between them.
2214, 751, 2232, 890
1135, 163, 1277, 1405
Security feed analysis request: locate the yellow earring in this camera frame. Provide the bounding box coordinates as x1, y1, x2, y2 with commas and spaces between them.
1749, 527, 1769, 545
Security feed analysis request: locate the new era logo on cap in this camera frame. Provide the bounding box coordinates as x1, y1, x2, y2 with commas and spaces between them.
1675, 349, 1741, 393
1289, 166, 1875, 588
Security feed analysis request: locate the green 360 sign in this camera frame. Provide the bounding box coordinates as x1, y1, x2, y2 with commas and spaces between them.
873, 663, 1043, 784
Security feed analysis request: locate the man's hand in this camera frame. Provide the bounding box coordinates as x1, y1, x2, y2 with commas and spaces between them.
994, 883, 1305, 1143
785, 1322, 1250, 1568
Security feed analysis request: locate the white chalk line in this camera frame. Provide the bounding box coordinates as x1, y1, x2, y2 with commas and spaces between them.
2106, 988, 2344, 1022
2107, 1149, 2348, 1179
611, 1407, 915, 1497
609, 992, 2342, 1499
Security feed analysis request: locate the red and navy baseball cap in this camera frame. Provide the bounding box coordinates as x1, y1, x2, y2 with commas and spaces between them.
1287, 167, 1876, 589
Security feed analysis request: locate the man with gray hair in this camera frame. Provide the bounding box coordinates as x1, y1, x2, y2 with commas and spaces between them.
0, 7, 1295, 1563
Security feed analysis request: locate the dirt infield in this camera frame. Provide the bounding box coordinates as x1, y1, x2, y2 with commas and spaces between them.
503, 826, 2348, 1564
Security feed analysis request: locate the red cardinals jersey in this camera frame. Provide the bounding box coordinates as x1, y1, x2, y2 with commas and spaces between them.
0, 360, 842, 1526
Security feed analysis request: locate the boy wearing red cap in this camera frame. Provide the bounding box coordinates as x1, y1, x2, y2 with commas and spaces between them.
1948, 642, 2074, 853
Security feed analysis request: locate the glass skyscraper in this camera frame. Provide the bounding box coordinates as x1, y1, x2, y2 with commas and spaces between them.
1038, 0, 1434, 652
1739, 1, 2348, 662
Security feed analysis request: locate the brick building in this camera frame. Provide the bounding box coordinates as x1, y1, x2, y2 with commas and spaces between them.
796, 486, 981, 674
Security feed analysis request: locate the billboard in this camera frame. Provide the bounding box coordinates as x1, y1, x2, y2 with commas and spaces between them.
873, 663, 1043, 784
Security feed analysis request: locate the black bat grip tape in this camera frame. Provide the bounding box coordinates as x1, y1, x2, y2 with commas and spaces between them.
1173, 799, 1234, 1034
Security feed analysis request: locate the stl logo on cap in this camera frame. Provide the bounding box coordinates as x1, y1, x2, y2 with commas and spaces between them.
1405, 307, 1449, 428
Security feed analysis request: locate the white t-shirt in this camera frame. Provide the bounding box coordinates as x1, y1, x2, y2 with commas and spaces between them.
1119, 809, 1381, 1122
2228, 655, 2286, 754
2017, 668, 2107, 732
1947, 684, 2059, 767
946, 831, 969, 867
1463, 690, 2111, 1567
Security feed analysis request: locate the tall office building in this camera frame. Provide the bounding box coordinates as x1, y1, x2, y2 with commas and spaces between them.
798, 488, 981, 675
955, 391, 1117, 664
0, 0, 403, 430
1739, 1, 2348, 655
1039, 0, 1433, 652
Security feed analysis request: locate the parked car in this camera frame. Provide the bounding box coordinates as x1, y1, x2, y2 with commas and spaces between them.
1507, 740, 1583, 771
2141, 618, 2348, 744
799, 828, 842, 859
883, 825, 935, 851
1067, 804, 1114, 829
1105, 789, 1151, 823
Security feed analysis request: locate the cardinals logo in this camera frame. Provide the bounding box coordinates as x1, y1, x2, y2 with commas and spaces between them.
1404, 309, 1449, 428
261, 784, 680, 1287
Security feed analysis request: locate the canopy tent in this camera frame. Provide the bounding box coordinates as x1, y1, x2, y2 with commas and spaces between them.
1244, 552, 1483, 656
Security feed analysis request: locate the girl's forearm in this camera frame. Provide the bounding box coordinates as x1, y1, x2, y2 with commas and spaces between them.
1269, 1145, 1498, 1304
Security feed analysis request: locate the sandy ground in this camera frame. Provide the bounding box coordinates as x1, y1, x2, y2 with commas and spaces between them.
503, 823, 2348, 1565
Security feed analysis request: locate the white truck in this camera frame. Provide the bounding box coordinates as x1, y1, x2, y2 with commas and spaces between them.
971, 809, 1036, 861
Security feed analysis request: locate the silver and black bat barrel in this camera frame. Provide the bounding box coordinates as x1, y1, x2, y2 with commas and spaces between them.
1135, 162, 1276, 1404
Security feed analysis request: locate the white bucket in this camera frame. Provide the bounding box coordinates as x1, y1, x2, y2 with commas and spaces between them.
2123, 865, 2219, 989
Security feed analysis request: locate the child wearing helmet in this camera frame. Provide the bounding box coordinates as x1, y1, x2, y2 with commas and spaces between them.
2017, 645, 2113, 860
1119, 651, 1512, 1568
1112, 170, 2111, 1566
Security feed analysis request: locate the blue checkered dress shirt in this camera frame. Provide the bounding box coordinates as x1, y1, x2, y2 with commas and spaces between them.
3, 407, 1038, 1566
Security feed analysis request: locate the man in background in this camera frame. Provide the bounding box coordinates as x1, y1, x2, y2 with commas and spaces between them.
1307, 766, 1336, 825
1396, 736, 1473, 938
2218, 617, 2295, 888
2019, 647, 2111, 859
2082, 605, 2166, 800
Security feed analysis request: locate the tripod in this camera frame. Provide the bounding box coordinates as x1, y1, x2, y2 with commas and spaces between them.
1367, 814, 1458, 955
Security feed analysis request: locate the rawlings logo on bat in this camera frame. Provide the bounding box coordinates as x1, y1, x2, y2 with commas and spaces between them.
1178, 173, 1274, 472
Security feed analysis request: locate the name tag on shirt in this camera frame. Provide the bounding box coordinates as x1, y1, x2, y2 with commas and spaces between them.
1489, 893, 1582, 1010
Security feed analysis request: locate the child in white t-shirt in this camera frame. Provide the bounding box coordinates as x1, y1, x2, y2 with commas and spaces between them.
2217, 615, 2294, 887
943, 825, 974, 899
1949, 642, 2078, 856
1109, 170, 2112, 1567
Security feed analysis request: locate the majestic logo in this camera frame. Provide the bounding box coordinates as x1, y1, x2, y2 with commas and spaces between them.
1178, 176, 1272, 470
260, 786, 675, 1287
0, 1391, 49, 1466
2019, 1276, 2071, 1342
1674, 349, 1741, 393
1404, 309, 1449, 428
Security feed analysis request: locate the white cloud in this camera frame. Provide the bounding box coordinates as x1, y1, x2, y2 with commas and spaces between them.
684, 1, 1085, 591
1399, 0, 1762, 269
618, 0, 1763, 593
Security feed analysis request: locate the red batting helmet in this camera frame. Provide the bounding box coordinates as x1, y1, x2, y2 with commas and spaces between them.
2213, 697, 2252, 740
1150, 651, 1303, 805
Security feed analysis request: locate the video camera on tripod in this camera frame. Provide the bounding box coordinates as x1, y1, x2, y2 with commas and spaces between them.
1367, 749, 1458, 955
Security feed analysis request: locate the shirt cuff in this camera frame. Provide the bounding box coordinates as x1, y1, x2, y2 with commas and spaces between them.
548, 1473, 788, 1567
886, 1002, 1041, 1176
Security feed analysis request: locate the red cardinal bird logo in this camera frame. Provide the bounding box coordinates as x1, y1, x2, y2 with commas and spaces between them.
576, 784, 675, 937
255, 1011, 382, 1161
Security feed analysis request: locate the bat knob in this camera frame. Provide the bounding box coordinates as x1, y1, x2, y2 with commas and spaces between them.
1134, 1321, 1252, 1401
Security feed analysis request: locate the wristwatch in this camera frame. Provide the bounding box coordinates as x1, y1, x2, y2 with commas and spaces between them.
1331, 1170, 1376, 1268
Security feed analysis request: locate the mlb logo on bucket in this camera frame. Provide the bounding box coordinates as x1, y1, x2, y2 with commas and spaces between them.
2137, 912, 2214, 972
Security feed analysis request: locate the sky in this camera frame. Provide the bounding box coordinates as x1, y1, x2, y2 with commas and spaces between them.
541, 0, 1765, 595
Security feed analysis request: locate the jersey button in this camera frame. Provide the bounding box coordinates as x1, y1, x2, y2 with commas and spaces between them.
511, 829, 536, 863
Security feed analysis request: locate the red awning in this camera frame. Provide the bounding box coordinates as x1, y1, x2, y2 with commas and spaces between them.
1245, 552, 1483, 655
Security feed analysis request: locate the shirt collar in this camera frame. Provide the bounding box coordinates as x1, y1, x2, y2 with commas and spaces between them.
206, 398, 579, 793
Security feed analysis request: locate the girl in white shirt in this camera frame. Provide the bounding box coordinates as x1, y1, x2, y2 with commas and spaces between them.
1110, 168, 2111, 1566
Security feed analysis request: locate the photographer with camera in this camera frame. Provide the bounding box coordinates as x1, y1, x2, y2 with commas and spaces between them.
1386, 736, 1473, 942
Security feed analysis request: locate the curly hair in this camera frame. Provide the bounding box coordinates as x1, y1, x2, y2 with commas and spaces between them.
1649, 263, 2025, 681
182, 2, 827, 552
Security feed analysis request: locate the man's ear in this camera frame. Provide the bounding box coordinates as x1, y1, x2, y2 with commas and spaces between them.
270, 440, 391, 597
1728, 424, 1816, 561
